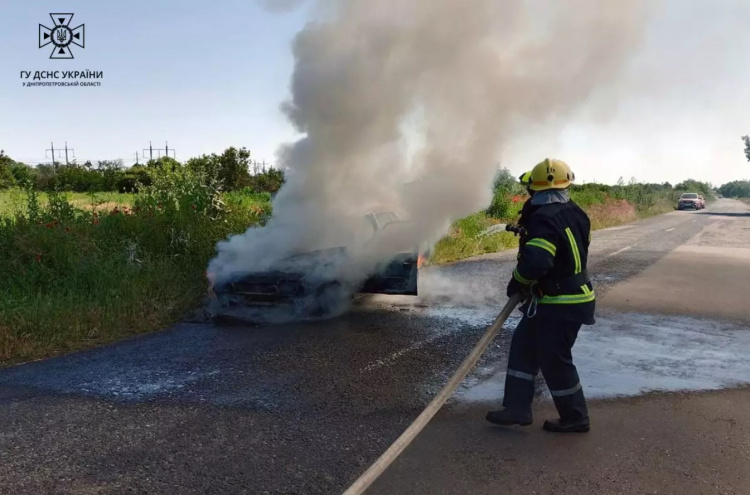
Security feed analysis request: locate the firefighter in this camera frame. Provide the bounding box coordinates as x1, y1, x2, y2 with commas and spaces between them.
515, 171, 534, 224
486, 158, 595, 433
519, 171, 533, 195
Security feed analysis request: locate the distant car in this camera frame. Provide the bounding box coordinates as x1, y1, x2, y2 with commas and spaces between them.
677, 193, 703, 210
207, 210, 425, 321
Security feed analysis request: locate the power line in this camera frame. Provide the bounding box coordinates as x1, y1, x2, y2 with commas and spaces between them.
45, 142, 62, 169
142, 141, 176, 161
252, 160, 268, 175
16, 147, 276, 170
64, 142, 75, 166
44, 142, 75, 169
18, 158, 142, 167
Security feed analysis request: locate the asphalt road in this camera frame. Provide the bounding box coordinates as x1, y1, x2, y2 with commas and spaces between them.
1, 199, 749, 494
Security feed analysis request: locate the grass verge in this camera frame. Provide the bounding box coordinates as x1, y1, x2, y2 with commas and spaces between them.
429, 213, 519, 264
430, 197, 678, 264
0, 189, 133, 218
0, 185, 265, 368
0, 181, 695, 366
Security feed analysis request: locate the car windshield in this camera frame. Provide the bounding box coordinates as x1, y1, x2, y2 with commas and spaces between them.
681, 193, 698, 199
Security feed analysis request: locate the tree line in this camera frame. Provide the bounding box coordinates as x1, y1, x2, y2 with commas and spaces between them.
718, 181, 750, 198
2, 147, 745, 197
0, 147, 285, 194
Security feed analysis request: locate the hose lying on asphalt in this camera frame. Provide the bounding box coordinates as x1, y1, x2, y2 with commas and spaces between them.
341, 293, 524, 495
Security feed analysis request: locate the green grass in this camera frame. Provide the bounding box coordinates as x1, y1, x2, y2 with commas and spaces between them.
0, 180, 699, 367
0, 186, 268, 367
0, 189, 133, 218
0, 189, 274, 219
430, 196, 680, 264
429, 213, 519, 264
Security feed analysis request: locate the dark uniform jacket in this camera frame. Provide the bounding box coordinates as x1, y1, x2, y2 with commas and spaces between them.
509, 196, 596, 325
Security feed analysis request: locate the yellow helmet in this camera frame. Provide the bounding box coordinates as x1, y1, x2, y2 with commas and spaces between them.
519, 171, 532, 186
529, 158, 575, 192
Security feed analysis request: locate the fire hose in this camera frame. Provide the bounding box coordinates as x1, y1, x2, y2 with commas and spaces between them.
341, 293, 524, 495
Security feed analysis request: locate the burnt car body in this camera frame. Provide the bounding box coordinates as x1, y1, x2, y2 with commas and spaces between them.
207, 211, 422, 322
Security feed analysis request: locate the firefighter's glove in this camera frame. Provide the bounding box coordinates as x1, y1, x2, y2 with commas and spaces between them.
506, 278, 530, 298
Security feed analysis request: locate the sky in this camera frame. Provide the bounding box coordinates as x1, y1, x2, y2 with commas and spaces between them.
1, 0, 749, 186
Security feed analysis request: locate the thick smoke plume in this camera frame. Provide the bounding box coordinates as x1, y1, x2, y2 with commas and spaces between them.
208, 0, 656, 299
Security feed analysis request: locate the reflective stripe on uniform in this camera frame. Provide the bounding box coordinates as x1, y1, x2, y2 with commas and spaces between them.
507, 369, 536, 381
549, 382, 582, 397
513, 269, 535, 285
565, 228, 582, 274
539, 290, 596, 305
525, 238, 557, 256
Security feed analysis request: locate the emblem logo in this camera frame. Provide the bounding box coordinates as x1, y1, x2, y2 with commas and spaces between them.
39, 13, 85, 59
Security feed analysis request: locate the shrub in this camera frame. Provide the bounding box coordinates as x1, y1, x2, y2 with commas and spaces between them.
242, 168, 286, 194
47, 165, 104, 192
9, 162, 36, 185
718, 180, 750, 198
116, 165, 152, 193
0, 164, 269, 365
134, 163, 226, 220
186, 147, 254, 192
486, 167, 526, 219
674, 179, 715, 200
0, 152, 18, 189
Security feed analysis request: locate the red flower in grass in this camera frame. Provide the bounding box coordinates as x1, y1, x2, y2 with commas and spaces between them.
35, 253, 42, 262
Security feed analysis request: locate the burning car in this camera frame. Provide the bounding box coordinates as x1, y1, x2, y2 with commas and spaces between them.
205, 210, 426, 323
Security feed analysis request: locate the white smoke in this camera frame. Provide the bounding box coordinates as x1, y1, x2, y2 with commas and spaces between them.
208, 0, 658, 296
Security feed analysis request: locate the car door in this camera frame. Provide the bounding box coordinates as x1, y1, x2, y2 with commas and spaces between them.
358, 212, 419, 295
359, 252, 419, 295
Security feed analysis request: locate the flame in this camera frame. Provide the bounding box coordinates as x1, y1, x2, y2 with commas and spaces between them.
417, 254, 425, 269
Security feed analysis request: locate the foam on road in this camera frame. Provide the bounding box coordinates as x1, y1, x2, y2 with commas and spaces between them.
456, 310, 750, 403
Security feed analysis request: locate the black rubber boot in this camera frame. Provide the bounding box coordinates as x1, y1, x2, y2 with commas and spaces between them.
542, 418, 590, 433
485, 409, 533, 426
